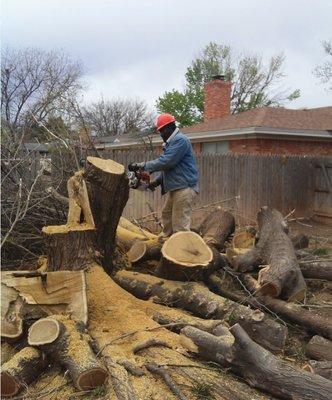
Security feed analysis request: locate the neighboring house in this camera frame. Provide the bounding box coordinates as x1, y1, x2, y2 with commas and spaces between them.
94, 75, 332, 155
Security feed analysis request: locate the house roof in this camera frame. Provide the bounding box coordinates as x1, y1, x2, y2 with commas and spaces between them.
93, 106, 332, 149
182, 106, 332, 134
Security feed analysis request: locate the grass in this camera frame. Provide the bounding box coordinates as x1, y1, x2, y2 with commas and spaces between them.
308, 247, 329, 256
191, 382, 215, 400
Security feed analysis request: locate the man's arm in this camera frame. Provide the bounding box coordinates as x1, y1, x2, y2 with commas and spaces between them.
145, 138, 189, 173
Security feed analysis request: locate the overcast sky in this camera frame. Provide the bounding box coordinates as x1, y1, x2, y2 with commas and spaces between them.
2, 0, 332, 111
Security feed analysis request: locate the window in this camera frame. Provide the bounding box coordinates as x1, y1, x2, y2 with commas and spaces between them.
202, 141, 229, 154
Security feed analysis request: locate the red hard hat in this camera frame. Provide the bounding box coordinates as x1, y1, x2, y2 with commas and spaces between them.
156, 113, 176, 131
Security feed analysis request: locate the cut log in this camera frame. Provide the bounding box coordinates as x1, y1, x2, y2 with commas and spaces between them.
232, 229, 255, 250
2, 270, 88, 325
43, 223, 95, 271
28, 315, 108, 390
232, 207, 307, 301
116, 226, 151, 251
114, 270, 287, 353
1, 347, 46, 397
182, 323, 332, 400
242, 274, 332, 340
1, 283, 23, 341
306, 335, 332, 361
127, 239, 161, 263
229, 247, 261, 272
83, 156, 129, 271
300, 261, 332, 281
119, 217, 157, 240
152, 310, 224, 334
291, 233, 309, 249
302, 360, 332, 380
1, 343, 17, 365
198, 208, 235, 250
156, 231, 216, 281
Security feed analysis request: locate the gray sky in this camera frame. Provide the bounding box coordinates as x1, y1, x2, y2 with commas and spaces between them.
2, 0, 332, 110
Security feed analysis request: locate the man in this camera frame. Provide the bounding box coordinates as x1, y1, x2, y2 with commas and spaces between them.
128, 113, 199, 238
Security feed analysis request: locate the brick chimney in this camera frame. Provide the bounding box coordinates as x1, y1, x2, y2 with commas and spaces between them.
204, 75, 232, 121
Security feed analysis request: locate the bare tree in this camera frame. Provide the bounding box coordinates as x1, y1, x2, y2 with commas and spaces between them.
1, 47, 84, 136
313, 40, 332, 92
83, 98, 155, 136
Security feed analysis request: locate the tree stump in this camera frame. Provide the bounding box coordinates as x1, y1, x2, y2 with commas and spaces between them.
1, 347, 46, 397
83, 156, 129, 271
28, 315, 108, 390
156, 231, 215, 281
43, 224, 96, 271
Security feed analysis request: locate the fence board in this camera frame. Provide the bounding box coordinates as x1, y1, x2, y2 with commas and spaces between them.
53, 150, 331, 224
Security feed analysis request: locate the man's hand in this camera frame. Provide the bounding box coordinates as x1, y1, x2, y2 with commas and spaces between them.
128, 162, 145, 172
147, 180, 160, 191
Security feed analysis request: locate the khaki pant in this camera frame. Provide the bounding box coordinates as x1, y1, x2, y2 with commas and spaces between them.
161, 188, 197, 237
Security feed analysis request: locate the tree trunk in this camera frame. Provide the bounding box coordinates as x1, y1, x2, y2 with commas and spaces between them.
83, 156, 129, 271
198, 208, 235, 250
231, 207, 306, 301
43, 224, 95, 271
299, 261, 332, 281
302, 360, 332, 380
1, 347, 46, 397
28, 315, 108, 390
182, 323, 332, 400
119, 217, 156, 240
114, 270, 287, 353
242, 274, 332, 340
306, 335, 332, 361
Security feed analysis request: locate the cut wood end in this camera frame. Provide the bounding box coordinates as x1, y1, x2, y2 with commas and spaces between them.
127, 241, 147, 263
42, 223, 95, 235
232, 231, 255, 250
257, 282, 280, 298
76, 367, 108, 390
28, 318, 60, 345
1, 372, 20, 397
162, 231, 213, 267
87, 156, 125, 175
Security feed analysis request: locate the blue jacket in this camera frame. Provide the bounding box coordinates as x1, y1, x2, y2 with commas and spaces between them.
145, 130, 199, 194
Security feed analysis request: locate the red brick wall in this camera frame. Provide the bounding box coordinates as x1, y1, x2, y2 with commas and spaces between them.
229, 138, 332, 155
204, 78, 232, 121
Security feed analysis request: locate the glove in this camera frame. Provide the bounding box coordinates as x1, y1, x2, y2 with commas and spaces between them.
128, 162, 145, 172
147, 180, 160, 191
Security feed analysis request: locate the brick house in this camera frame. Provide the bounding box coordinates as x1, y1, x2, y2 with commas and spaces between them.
94, 76, 332, 155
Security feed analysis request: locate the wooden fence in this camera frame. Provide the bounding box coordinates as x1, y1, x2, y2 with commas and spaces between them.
100, 150, 331, 224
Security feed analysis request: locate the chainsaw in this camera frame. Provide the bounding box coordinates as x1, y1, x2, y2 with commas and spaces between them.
127, 170, 151, 190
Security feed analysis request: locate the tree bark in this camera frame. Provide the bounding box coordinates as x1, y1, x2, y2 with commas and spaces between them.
28, 315, 108, 391
83, 156, 129, 272
231, 207, 306, 301
302, 360, 332, 380
182, 323, 332, 400
242, 274, 332, 340
114, 270, 287, 353
299, 261, 332, 281
291, 233, 309, 249
1, 347, 46, 397
198, 208, 235, 250
43, 224, 95, 271
306, 335, 332, 361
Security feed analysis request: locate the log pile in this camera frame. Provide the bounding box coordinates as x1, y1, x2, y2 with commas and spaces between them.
2, 156, 332, 400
